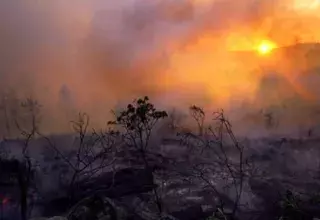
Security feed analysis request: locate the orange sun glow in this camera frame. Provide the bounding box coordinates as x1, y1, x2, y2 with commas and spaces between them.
257, 40, 277, 55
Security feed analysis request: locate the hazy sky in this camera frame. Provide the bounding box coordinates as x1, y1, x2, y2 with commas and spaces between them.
0, 0, 320, 133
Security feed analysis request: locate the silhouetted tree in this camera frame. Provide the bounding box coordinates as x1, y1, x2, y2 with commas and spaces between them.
40, 112, 117, 200
14, 98, 41, 220
108, 96, 168, 216
178, 107, 250, 219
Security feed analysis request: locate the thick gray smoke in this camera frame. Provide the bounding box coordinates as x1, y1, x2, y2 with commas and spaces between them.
0, 0, 319, 134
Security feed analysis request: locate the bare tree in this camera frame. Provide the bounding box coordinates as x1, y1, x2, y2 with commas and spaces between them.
40, 112, 117, 200
108, 96, 168, 216
178, 107, 250, 219
0, 89, 21, 139
12, 98, 41, 220
189, 105, 205, 136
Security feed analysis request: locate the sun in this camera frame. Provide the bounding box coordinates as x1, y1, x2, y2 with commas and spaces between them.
257, 40, 277, 55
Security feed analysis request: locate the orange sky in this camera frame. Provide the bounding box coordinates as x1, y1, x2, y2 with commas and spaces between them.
1, 0, 320, 133
160, 0, 320, 107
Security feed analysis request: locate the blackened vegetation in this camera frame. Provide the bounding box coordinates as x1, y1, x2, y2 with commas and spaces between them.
1, 96, 320, 220
0, 158, 36, 220
42, 168, 155, 216
0, 98, 40, 220
66, 168, 155, 220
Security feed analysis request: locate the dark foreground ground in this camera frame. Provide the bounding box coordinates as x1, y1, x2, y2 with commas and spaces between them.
1, 132, 320, 220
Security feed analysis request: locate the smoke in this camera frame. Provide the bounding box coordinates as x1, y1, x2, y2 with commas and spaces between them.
0, 0, 320, 134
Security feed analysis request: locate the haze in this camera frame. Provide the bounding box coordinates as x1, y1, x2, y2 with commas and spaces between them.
0, 0, 320, 134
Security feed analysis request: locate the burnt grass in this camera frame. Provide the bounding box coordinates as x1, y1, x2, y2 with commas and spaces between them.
1, 103, 320, 220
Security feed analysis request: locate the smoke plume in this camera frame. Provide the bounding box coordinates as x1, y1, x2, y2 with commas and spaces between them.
0, 0, 320, 134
